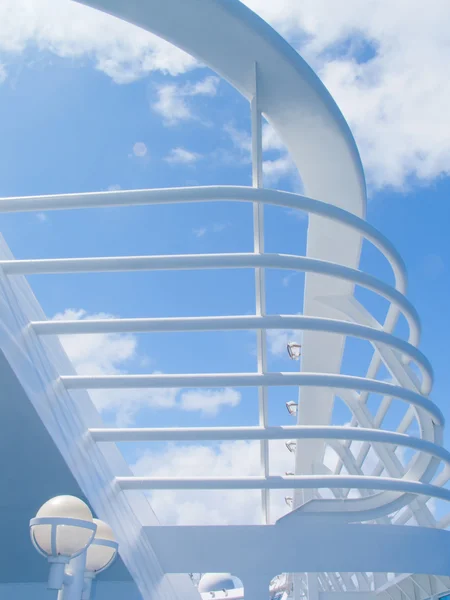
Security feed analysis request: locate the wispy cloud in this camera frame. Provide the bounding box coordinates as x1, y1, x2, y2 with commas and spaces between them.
1, 0, 449, 190
0, 0, 196, 83
282, 272, 298, 287
132, 439, 294, 525
263, 155, 297, 187
36, 212, 48, 223
242, 0, 450, 190
152, 84, 192, 126
193, 227, 207, 238
55, 309, 240, 425
223, 121, 298, 186
267, 329, 301, 357
55, 309, 174, 425
165, 147, 201, 164
152, 75, 220, 126
180, 388, 241, 417
223, 123, 252, 157
192, 222, 230, 237
0, 64, 6, 84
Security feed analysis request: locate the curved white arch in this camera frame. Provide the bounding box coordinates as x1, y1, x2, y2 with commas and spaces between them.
75, 7, 369, 477
78, 0, 366, 217
0, 0, 446, 595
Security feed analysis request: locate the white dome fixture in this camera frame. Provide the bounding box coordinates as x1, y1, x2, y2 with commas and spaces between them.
198, 573, 242, 594
30, 496, 118, 600
30, 495, 96, 589
83, 519, 119, 598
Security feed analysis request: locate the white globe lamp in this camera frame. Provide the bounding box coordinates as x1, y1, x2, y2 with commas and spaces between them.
198, 573, 243, 594
85, 519, 118, 573
83, 519, 118, 598
30, 496, 97, 590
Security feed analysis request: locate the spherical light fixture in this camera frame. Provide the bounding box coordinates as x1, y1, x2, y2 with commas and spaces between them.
30, 496, 97, 590
82, 519, 118, 599
85, 519, 118, 573
198, 574, 242, 594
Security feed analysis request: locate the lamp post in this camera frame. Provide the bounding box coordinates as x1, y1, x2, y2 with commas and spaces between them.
30, 496, 118, 600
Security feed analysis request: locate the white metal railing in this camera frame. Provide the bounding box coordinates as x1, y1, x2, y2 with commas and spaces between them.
0, 183, 445, 524
1, 181, 449, 600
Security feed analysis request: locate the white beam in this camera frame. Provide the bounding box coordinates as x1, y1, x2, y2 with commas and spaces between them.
88, 425, 450, 468
61, 372, 440, 423
115, 474, 450, 503
0, 185, 408, 297
32, 314, 431, 387
251, 61, 270, 524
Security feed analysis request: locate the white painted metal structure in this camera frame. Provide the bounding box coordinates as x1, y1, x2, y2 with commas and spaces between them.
1, 1, 450, 600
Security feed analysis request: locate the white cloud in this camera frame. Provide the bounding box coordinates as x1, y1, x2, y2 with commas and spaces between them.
192, 222, 230, 238
180, 388, 241, 417
54, 309, 176, 425
36, 212, 48, 222
165, 147, 201, 164
267, 329, 300, 357
242, 0, 450, 190
224, 121, 299, 186
53, 309, 137, 375
153, 84, 192, 125
223, 123, 252, 157
262, 123, 285, 152
132, 142, 148, 157
152, 76, 220, 125
133, 439, 294, 525
1, 0, 448, 189
0, 0, 196, 83
212, 222, 228, 232
263, 155, 297, 187
107, 184, 121, 191
0, 63, 6, 84
54, 309, 240, 425
184, 76, 221, 97
131, 430, 392, 524
192, 227, 207, 238
282, 272, 299, 287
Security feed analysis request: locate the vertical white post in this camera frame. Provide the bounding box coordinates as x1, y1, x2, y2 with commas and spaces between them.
59, 551, 88, 600
251, 61, 270, 525
251, 62, 263, 189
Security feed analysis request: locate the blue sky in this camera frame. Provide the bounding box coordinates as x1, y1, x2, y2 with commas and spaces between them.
0, 0, 449, 526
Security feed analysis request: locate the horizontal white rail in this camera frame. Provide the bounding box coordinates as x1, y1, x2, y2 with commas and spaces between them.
115, 474, 450, 504
0, 185, 406, 287
90, 425, 450, 466
2, 252, 419, 344
62, 372, 442, 424
44, 315, 430, 390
